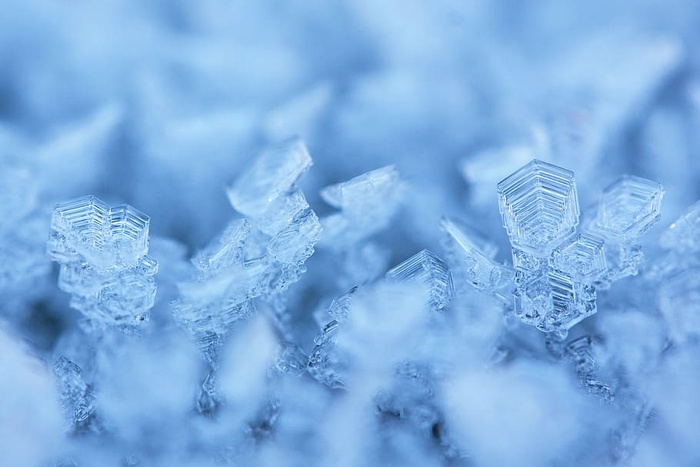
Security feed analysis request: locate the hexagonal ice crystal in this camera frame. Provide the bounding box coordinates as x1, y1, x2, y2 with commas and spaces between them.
593, 175, 663, 240
497, 159, 580, 254
386, 249, 454, 310
514, 269, 596, 333
552, 233, 607, 282
48, 195, 157, 326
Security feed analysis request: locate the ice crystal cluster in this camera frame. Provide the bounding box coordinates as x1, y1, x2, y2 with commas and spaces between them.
2, 2, 700, 467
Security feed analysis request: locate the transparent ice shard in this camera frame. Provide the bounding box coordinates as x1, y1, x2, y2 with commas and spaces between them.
386, 249, 454, 310
54, 357, 97, 432
552, 233, 607, 282
320, 165, 404, 248
327, 286, 358, 322
441, 217, 513, 294
660, 199, 700, 252
513, 269, 596, 333
48, 196, 158, 326
592, 175, 663, 241
266, 208, 322, 266
226, 138, 312, 218
659, 269, 700, 344
192, 219, 251, 274
497, 159, 580, 254
565, 335, 597, 375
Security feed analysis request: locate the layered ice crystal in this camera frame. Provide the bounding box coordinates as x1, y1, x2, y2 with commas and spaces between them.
497, 159, 579, 254
386, 249, 454, 311
592, 175, 664, 240
498, 160, 662, 333
47, 196, 158, 326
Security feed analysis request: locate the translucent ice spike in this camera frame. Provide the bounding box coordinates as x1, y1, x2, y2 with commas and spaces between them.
54, 357, 96, 431
441, 218, 511, 292
192, 219, 251, 274
660, 199, 700, 251
320, 165, 402, 214
226, 138, 312, 218
551, 233, 607, 282
659, 269, 700, 344
593, 175, 663, 240
385, 249, 454, 310
320, 165, 404, 247
497, 159, 580, 253
514, 269, 596, 333
266, 208, 322, 266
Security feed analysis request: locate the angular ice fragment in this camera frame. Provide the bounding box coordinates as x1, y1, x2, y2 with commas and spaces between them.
226, 138, 312, 218
565, 335, 597, 375
513, 269, 596, 333
497, 159, 579, 253
48, 196, 157, 326
659, 269, 700, 344
552, 233, 607, 282
660, 199, 700, 251
327, 286, 358, 322
266, 208, 322, 266
192, 219, 251, 274
320, 165, 404, 247
386, 249, 454, 310
54, 357, 96, 432
441, 218, 511, 292
593, 175, 663, 240
48, 196, 152, 270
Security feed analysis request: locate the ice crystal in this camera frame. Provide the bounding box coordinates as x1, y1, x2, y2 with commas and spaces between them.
47, 196, 157, 326
386, 249, 454, 311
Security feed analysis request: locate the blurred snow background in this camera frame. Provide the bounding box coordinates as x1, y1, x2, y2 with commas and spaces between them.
1, 1, 700, 466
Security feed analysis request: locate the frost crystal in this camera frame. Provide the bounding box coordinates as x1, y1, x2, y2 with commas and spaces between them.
47, 196, 157, 326
497, 159, 579, 254
592, 175, 664, 240
226, 138, 312, 218
386, 249, 454, 310
172, 140, 321, 369
498, 160, 662, 333
54, 357, 97, 432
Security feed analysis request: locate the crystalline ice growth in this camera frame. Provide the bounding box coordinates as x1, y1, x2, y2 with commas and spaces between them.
47, 195, 158, 326
320, 165, 405, 247
54, 357, 97, 432
226, 138, 312, 219
385, 249, 454, 311
513, 269, 596, 333
592, 175, 664, 241
441, 217, 513, 294
660, 199, 700, 252
551, 233, 607, 282
497, 159, 580, 254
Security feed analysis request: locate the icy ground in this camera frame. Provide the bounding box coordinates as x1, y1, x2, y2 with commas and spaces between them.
1, 1, 700, 466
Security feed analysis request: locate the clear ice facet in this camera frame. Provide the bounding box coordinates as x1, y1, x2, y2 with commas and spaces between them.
551, 233, 607, 282
226, 138, 312, 218
319, 165, 404, 248
192, 219, 251, 274
514, 269, 596, 333
497, 159, 580, 254
385, 249, 454, 310
593, 175, 663, 240
48, 196, 157, 325
660, 199, 700, 251
441, 218, 510, 292
54, 357, 96, 431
